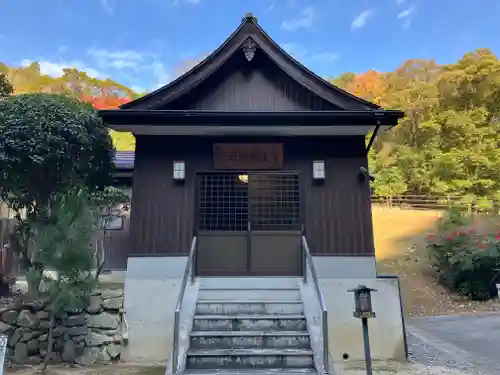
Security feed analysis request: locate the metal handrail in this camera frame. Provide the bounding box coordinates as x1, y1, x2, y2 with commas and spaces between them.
302, 236, 329, 374
172, 236, 197, 374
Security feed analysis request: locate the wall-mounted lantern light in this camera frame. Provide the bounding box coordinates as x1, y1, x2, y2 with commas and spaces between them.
348, 285, 377, 375
173, 161, 186, 181
358, 167, 375, 183
312, 160, 325, 181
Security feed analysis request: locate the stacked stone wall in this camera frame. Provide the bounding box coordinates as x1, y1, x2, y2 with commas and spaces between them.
0, 290, 125, 366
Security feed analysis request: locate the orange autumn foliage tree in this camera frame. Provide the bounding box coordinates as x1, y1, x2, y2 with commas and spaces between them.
81, 95, 130, 109
344, 69, 388, 106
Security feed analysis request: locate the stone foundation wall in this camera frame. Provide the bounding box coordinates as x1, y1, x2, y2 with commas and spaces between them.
0, 289, 125, 366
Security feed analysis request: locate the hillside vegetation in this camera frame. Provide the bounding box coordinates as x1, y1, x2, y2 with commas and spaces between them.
0, 61, 137, 151
373, 206, 500, 316
1, 48, 500, 203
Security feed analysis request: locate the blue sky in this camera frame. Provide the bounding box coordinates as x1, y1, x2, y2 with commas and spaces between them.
0, 0, 499, 93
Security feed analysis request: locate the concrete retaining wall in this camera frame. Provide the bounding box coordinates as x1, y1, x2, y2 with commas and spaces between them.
302, 256, 406, 365
123, 255, 406, 367
123, 256, 198, 367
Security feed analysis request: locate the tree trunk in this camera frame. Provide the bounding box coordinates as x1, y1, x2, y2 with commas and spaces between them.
42, 310, 56, 372
0, 247, 9, 297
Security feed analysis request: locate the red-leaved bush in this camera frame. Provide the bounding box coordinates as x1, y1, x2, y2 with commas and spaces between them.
426, 226, 500, 300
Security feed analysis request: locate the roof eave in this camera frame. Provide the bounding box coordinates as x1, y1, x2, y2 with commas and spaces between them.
102, 107, 405, 136
100, 109, 404, 127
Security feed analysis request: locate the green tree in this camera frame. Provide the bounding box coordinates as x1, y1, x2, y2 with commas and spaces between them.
329, 72, 356, 88
0, 72, 13, 98
29, 185, 130, 370
32, 188, 97, 371
0, 93, 114, 279
336, 49, 500, 208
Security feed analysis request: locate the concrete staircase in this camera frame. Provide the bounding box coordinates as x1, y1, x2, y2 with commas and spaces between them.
184, 278, 317, 375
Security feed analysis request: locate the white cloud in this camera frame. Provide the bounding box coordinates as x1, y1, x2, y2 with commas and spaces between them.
19, 44, 175, 93
150, 61, 171, 89
101, 0, 113, 13
310, 52, 340, 62
131, 85, 146, 93
351, 10, 373, 30
87, 47, 173, 89
397, 5, 415, 29
281, 43, 307, 59
281, 43, 339, 64
398, 6, 414, 19
20, 59, 104, 79
171, 0, 201, 5
87, 48, 145, 70
281, 7, 315, 31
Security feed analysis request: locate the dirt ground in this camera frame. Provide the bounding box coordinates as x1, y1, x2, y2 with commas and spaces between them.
372, 205, 500, 317
5, 363, 166, 375
4, 360, 479, 375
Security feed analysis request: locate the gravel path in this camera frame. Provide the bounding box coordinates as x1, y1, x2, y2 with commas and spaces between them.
403, 314, 500, 375
339, 314, 500, 375
407, 326, 489, 374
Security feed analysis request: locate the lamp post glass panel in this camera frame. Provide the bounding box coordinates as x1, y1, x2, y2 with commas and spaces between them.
350, 285, 376, 318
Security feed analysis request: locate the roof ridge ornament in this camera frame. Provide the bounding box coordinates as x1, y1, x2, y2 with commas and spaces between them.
242, 37, 257, 62
242, 12, 258, 24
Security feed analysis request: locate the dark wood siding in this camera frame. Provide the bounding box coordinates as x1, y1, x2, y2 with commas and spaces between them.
129, 136, 210, 256
129, 136, 374, 257
169, 53, 341, 111
287, 138, 375, 257
92, 217, 130, 270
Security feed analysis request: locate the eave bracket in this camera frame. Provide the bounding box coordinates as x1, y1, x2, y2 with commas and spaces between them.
365, 120, 381, 155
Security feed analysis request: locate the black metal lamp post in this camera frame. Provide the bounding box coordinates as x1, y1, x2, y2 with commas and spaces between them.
348, 285, 377, 375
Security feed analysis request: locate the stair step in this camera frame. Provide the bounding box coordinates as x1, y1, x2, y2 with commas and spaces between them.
198, 288, 301, 301
192, 315, 307, 332
199, 277, 300, 290
186, 348, 314, 369
190, 331, 310, 349
185, 369, 317, 375
188, 348, 314, 355
191, 331, 309, 337
196, 300, 304, 315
